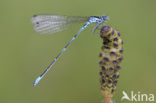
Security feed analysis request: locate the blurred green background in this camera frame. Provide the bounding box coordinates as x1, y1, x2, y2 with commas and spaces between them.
0, 0, 156, 103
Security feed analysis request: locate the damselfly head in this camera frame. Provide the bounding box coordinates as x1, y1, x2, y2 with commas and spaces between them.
102, 16, 109, 21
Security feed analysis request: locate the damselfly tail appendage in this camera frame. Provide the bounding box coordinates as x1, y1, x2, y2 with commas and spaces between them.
99, 26, 123, 103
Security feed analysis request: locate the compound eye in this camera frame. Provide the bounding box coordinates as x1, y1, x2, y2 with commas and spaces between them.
103, 16, 109, 21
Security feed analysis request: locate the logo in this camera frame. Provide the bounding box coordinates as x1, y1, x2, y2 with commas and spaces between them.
121, 91, 154, 102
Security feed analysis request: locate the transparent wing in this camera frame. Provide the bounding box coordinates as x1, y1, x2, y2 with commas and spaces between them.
31, 15, 88, 24
33, 21, 69, 34
31, 15, 88, 34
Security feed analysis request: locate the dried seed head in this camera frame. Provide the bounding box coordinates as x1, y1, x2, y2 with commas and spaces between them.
99, 26, 123, 98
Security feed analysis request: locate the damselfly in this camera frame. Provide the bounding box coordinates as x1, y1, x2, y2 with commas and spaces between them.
31, 14, 109, 86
